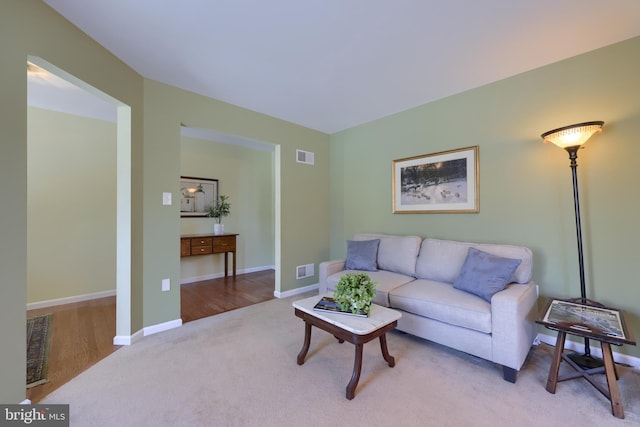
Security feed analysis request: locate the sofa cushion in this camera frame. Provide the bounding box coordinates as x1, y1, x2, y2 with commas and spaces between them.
415, 238, 533, 284
326, 269, 415, 307
453, 248, 522, 302
344, 239, 380, 271
353, 233, 422, 277
389, 279, 492, 334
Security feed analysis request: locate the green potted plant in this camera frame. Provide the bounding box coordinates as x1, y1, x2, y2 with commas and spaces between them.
207, 194, 231, 235
333, 272, 377, 315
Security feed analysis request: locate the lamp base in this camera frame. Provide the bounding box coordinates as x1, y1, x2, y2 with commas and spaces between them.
567, 352, 604, 370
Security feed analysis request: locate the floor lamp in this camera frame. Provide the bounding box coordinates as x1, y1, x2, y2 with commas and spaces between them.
541, 120, 604, 370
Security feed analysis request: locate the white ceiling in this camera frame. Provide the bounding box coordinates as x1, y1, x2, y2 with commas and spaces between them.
38, 0, 640, 134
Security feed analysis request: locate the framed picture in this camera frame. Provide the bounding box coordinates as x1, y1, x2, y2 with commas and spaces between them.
393, 145, 479, 214
180, 176, 218, 218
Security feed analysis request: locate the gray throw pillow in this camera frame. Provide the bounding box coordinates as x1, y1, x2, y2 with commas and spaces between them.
453, 247, 522, 302
344, 239, 380, 272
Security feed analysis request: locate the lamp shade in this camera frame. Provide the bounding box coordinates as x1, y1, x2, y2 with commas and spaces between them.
541, 121, 604, 148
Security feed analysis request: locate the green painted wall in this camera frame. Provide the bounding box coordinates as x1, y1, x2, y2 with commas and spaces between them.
27, 107, 116, 303
179, 136, 275, 280
330, 37, 640, 358
1, 0, 29, 405
141, 79, 329, 330
1, 0, 144, 403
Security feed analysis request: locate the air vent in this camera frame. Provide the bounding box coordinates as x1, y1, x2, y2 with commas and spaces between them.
296, 263, 314, 280
296, 149, 315, 165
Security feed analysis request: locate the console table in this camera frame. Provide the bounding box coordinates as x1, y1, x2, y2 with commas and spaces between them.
180, 233, 238, 277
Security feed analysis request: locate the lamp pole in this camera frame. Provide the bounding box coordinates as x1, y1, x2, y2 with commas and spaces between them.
566, 146, 586, 301
565, 145, 603, 369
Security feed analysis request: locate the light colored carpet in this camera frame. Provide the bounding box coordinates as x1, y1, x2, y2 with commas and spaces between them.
43, 293, 640, 426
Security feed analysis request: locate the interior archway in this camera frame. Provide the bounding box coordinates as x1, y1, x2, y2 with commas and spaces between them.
178, 126, 281, 302
26, 56, 132, 343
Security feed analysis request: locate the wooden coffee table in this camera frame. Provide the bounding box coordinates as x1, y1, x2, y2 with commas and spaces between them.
292, 294, 402, 399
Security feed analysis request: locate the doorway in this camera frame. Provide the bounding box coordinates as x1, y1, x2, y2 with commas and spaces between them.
26, 57, 132, 344
178, 127, 279, 320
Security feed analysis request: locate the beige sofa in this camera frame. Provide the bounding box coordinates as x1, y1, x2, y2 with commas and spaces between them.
319, 233, 538, 383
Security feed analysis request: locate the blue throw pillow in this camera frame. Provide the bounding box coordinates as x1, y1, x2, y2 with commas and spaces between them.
453, 247, 522, 302
344, 239, 380, 272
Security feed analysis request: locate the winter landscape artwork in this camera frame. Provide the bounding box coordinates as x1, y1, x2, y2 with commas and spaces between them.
393, 146, 479, 213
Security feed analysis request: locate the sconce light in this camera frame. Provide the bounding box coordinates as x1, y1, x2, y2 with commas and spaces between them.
541, 120, 604, 369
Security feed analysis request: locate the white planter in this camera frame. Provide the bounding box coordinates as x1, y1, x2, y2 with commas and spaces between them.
213, 223, 225, 235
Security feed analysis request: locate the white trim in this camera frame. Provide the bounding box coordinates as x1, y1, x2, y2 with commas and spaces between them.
20, 399, 31, 405
113, 328, 144, 346
275, 283, 318, 299
115, 105, 132, 341
26, 290, 116, 310
536, 332, 640, 368
114, 319, 182, 345
274, 145, 282, 296
180, 265, 275, 285
113, 336, 130, 346
143, 318, 182, 337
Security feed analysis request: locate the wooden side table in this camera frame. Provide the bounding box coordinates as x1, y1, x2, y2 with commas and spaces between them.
536, 298, 636, 419
180, 233, 238, 277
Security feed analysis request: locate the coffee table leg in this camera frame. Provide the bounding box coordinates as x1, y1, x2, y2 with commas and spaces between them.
379, 334, 395, 367
297, 321, 312, 365
346, 344, 364, 400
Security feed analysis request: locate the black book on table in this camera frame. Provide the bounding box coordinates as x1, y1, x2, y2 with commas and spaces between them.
313, 296, 368, 318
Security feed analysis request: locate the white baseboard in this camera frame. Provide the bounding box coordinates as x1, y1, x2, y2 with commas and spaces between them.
275, 283, 318, 299
180, 265, 275, 284
113, 318, 182, 346
143, 318, 182, 337
536, 332, 640, 368
113, 328, 144, 346
26, 289, 116, 310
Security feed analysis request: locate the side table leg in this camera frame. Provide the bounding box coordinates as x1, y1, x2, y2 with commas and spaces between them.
232, 250, 237, 278
546, 331, 566, 394
346, 344, 364, 400
224, 252, 229, 277
379, 334, 395, 367
296, 322, 312, 365
601, 342, 624, 419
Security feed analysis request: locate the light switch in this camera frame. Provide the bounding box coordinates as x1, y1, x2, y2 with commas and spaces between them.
162, 192, 172, 205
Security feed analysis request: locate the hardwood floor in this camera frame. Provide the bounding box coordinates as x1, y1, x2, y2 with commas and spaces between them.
180, 269, 275, 323
26, 296, 120, 404
26, 269, 275, 403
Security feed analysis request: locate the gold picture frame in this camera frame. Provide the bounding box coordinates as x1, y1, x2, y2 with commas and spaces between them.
392, 146, 479, 214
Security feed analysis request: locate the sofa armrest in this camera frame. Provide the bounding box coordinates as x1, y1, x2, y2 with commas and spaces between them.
318, 259, 345, 294
490, 281, 538, 371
